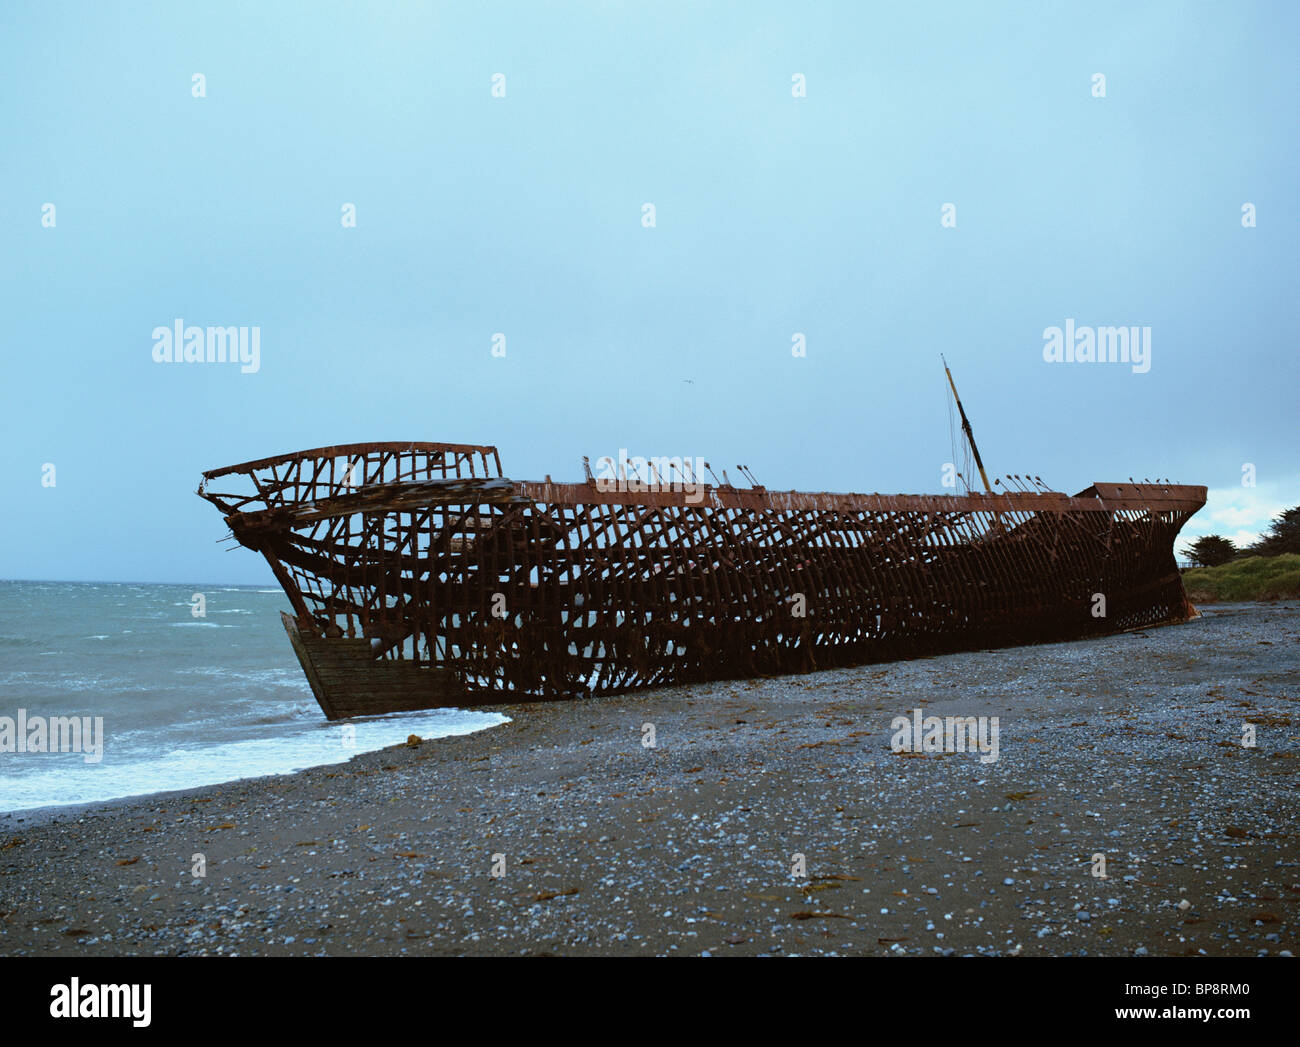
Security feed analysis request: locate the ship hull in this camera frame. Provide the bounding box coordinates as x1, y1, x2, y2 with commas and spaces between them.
199, 444, 1205, 719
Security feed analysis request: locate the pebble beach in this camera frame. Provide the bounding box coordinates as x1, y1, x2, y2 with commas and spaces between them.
2, 602, 1297, 957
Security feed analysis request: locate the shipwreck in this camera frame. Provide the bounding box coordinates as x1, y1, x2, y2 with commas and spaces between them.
197, 368, 1205, 719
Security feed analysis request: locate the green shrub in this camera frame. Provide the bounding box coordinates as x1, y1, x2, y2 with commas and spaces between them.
1181, 554, 1300, 602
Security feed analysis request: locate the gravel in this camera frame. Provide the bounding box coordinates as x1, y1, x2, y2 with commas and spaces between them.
1, 600, 1296, 957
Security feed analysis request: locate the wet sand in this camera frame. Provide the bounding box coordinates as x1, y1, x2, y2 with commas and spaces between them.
2, 602, 1297, 956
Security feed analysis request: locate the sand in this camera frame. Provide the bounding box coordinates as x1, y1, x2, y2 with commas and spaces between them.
1, 602, 1297, 956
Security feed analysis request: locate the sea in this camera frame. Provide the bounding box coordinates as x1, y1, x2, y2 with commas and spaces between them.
0, 580, 508, 813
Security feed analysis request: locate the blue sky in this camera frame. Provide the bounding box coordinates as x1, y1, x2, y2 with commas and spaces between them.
2, 0, 1296, 583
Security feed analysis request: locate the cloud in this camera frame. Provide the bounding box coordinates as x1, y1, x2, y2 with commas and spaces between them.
1179, 480, 1298, 550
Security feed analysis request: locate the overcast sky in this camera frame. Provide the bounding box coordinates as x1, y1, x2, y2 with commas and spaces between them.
2, 0, 1296, 583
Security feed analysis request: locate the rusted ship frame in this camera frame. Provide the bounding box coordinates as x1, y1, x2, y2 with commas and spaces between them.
198, 441, 1205, 719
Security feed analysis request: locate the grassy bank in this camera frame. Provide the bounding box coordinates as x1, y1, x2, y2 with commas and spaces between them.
1181, 553, 1300, 602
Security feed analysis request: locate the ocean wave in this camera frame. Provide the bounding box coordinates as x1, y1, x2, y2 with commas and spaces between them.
174, 667, 303, 683
0, 709, 510, 812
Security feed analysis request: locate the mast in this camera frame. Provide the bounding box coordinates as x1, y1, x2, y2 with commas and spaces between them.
942, 355, 993, 494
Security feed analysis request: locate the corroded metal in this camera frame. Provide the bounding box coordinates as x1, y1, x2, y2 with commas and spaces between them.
198, 442, 1206, 719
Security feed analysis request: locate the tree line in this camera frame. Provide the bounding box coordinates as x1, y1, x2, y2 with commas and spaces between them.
1182, 506, 1300, 568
